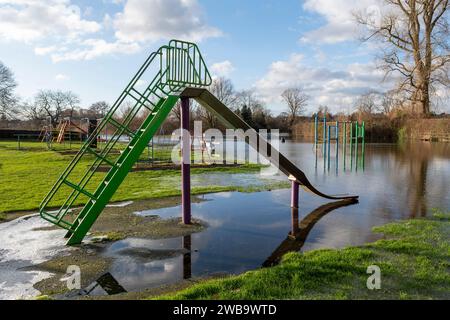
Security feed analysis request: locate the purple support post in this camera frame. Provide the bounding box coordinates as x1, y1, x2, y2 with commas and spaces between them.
181, 97, 191, 225
290, 208, 299, 236
290, 176, 299, 209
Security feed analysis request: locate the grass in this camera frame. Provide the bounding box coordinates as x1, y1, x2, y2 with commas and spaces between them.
154, 210, 450, 300
0, 140, 286, 213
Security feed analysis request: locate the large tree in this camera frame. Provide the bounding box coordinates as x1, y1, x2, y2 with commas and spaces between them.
281, 87, 309, 128
356, 0, 449, 115
27, 90, 80, 127
0, 61, 17, 120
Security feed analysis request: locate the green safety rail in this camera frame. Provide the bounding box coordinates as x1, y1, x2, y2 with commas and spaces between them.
39, 40, 212, 245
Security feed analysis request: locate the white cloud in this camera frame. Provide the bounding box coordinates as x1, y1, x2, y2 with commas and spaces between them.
50, 39, 141, 62
0, 0, 101, 42
55, 73, 69, 81
210, 60, 235, 78
113, 0, 222, 43
34, 46, 58, 56
0, 0, 221, 62
135, 79, 147, 88
301, 0, 383, 44
254, 53, 398, 114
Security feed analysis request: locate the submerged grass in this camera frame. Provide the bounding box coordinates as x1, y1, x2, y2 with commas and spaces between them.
0, 141, 284, 213
155, 210, 450, 300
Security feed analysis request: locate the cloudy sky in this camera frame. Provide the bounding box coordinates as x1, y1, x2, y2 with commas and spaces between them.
0, 0, 423, 114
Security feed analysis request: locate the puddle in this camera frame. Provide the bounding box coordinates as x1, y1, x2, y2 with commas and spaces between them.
0, 215, 69, 300
80, 191, 363, 295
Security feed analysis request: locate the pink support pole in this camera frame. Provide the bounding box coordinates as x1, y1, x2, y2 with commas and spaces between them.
181, 97, 191, 224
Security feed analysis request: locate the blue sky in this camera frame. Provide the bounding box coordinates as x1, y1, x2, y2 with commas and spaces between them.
2, 0, 443, 114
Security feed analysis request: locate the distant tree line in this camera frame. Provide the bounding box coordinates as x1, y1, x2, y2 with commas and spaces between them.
1, 58, 448, 134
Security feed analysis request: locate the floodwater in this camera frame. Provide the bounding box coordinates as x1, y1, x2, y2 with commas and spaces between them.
1, 141, 449, 298
83, 141, 450, 296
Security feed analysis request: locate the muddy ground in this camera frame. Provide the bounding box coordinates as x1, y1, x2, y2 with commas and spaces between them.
10, 196, 207, 299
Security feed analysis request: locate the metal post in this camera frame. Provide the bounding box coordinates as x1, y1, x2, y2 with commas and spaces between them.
327, 125, 331, 171
181, 97, 191, 225
342, 121, 346, 146
290, 176, 299, 209
323, 116, 327, 155
362, 121, 365, 141
335, 122, 339, 143
336, 122, 339, 174
314, 114, 318, 147
290, 208, 299, 236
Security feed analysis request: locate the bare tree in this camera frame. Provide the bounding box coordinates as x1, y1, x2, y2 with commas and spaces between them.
281, 87, 308, 128
236, 89, 264, 112
196, 101, 218, 129
197, 77, 237, 128
64, 91, 80, 118
89, 101, 110, 118
20, 100, 40, 121
0, 61, 18, 120
355, 91, 381, 114
210, 77, 238, 107
356, 0, 450, 115
381, 89, 406, 114
29, 90, 81, 127
316, 105, 331, 119
171, 100, 196, 123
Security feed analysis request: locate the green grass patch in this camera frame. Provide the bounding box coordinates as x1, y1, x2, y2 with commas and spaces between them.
0, 141, 284, 213
154, 211, 450, 300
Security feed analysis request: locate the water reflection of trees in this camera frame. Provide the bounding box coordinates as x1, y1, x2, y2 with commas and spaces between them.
380, 142, 449, 218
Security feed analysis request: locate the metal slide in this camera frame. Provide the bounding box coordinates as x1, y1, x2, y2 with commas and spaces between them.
39, 40, 212, 245
181, 88, 359, 201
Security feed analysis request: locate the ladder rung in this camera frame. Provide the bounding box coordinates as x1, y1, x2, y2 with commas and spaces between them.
86, 147, 116, 168
62, 179, 98, 201
108, 118, 136, 138
129, 88, 156, 110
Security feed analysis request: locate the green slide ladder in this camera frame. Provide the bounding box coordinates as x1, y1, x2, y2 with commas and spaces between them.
39, 40, 212, 245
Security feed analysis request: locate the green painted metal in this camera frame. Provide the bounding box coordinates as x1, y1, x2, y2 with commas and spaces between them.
66, 96, 178, 245
39, 40, 212, 245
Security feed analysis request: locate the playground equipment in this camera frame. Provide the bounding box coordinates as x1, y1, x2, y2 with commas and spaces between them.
314, 114, 366, 172
39, 40, 358, 245
314, 114, 365, 149
38, 118, 91, 145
